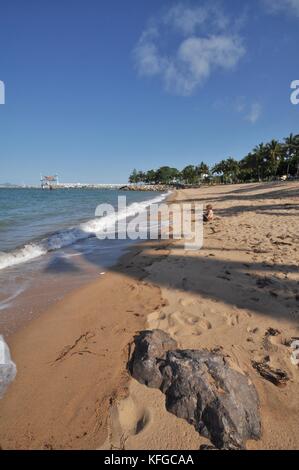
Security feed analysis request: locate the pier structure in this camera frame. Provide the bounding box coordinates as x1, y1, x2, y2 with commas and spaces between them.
40, 174, 59, 190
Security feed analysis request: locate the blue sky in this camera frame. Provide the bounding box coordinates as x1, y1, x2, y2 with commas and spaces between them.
0, 0, 298, 184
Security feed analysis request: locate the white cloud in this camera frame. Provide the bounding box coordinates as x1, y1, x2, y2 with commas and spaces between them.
164, 4, 208, 35
134, 27, 162, 77
214, 96, 262, 124
262, 0, 299, 16
133, 3, 245, 96
245, 102, 262, 124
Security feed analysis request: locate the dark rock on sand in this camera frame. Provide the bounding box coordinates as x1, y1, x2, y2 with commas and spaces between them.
129, 329, 261, 450
128, 329, 177, 389
251, 360, 289, 387
265, 327, 281, 337
119, 184, 171, 192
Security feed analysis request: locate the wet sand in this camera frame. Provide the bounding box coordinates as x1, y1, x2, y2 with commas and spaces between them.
1, 182, 299, 449
0, 246, 163, 449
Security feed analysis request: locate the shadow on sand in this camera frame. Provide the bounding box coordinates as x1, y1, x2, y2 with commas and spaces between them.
42, 182, 299, 324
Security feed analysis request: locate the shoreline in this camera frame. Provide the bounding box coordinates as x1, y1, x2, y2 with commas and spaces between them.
0, 191, 176, 449
0, 190, 171, 337
0, 241, 165, 449
1, 182, 299, 449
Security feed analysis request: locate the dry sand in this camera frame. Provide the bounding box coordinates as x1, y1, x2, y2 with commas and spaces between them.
1, 181, 299, 449
0, 250, 163, 449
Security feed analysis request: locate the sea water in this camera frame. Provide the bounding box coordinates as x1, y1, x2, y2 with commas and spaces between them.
0, 188, 168, 333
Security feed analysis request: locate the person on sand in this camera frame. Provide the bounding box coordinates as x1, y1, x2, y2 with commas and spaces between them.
203, 204, 214, 222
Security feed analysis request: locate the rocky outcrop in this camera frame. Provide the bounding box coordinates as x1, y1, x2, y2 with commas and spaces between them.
128, 330, 261, 450
119, 185, 171, 192
129, 329, 177, 389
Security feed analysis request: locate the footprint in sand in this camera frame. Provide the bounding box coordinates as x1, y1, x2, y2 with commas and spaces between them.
197, 318, 212, 330
168, 327, 181, 338
247, 326, 259, 334
179, 298, 196, 307
118, 395, 150, 436
225, 313, 239, 326
192, 328, 203, 336
148, 311, 166, 322
168, 311, 186, 327
184, 315, 199, 325
147, 311, 167, 329
107, 395, 151, 449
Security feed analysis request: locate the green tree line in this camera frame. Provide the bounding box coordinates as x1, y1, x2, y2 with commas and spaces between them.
129, 133, 299, 185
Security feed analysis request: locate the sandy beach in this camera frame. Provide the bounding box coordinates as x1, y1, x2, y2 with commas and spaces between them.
1, 181, 299, 450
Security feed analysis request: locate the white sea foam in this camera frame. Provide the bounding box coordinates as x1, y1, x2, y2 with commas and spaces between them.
0, 285, 27, 310
0, 244, 47, 270
0, 192, 169, 270
0, 336, 17, 398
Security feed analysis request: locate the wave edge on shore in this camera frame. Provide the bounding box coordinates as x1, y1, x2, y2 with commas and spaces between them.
0, 192, 170, 270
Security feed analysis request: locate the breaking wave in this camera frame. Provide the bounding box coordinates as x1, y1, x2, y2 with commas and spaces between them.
0, 192, 169, 270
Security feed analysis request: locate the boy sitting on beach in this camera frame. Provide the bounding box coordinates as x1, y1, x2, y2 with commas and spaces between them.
203, 204, 214, 222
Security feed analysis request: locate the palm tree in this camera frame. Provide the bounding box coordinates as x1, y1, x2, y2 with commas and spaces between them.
144, 169, 157, 184
224, 157, 240, 183
129, 169, 139, 184
252, 143, 267, 181
196, 162, 209, 178
284, 133, 299, 176
266, 139, 282, 178
129, 132, 299, 185
212, 160, 226, 183
212, 158, 239, 183
181, 165, 199, 185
